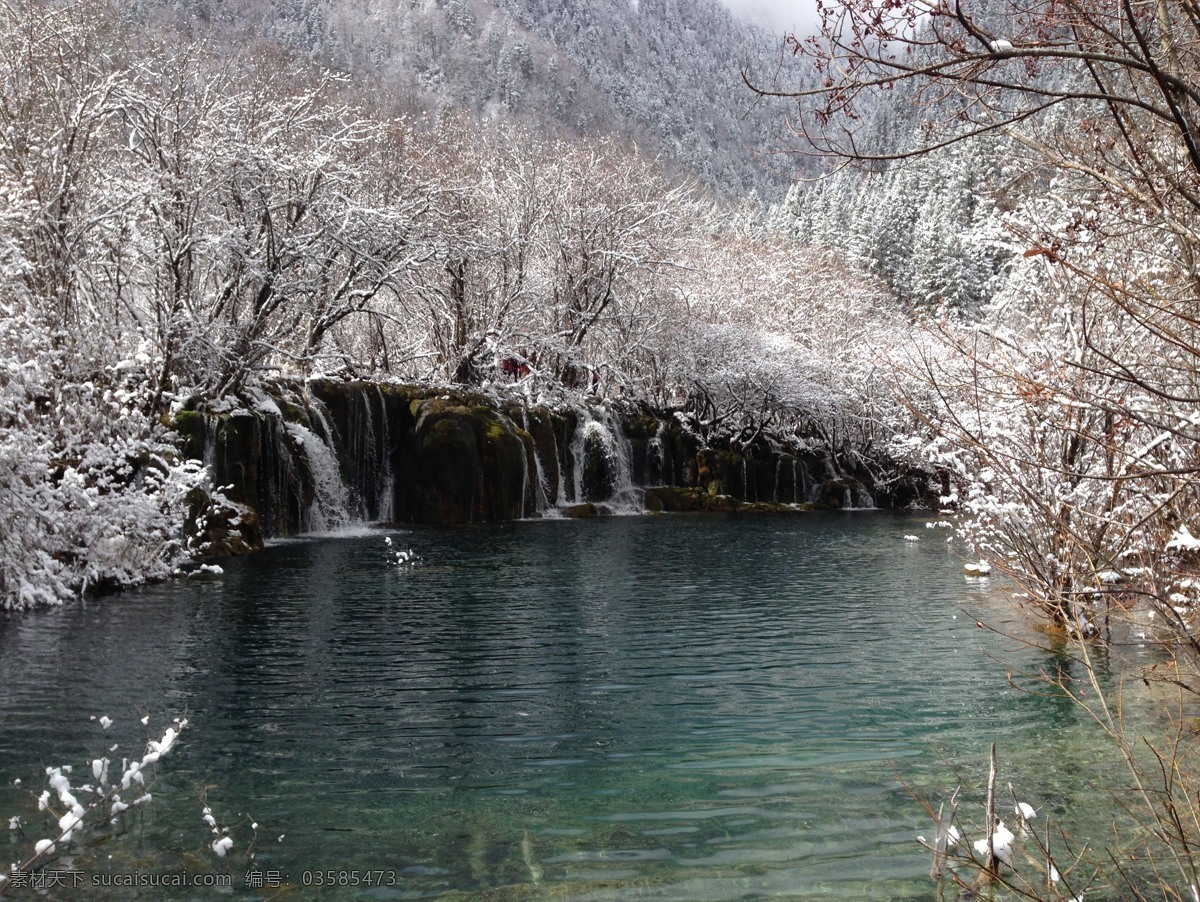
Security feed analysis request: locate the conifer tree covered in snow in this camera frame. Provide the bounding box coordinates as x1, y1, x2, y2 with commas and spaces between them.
772, 137, 1019, 313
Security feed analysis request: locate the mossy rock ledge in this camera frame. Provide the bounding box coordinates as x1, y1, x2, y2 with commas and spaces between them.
396, 397, 535, 525
172, 381, 931, 544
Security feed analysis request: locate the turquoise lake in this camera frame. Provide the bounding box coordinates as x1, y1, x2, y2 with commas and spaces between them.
0, 513, 1130, 898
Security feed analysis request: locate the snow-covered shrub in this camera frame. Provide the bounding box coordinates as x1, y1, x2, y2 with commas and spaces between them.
0, 302, 208, 608
665, 238, 911, 458
891, 192, 1200, 627
4, 714, 189, 886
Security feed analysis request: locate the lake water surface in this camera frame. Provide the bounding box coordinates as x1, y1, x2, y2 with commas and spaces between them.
0, 513, 1129, 898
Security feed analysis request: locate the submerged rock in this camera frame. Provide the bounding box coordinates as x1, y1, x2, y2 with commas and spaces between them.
563, 503, 600, 519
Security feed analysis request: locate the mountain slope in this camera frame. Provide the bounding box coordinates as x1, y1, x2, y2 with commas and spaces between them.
148, 0, 791, 195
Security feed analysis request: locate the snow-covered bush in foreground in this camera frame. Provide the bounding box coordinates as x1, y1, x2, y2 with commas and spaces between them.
0, 302, 208, 609
3, 713, 262, 894
3, 715, 194, 889
887, 203, 1200, 897
891, 189, 1200, 632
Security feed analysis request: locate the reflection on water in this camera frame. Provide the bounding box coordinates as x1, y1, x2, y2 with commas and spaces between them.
0, 514, 1129, 898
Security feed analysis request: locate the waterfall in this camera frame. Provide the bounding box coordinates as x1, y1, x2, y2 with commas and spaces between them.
262, 415, 296, 534
341, 386, 389, 521
518, 432, 530, 519
347, 388, 376, 520
556, 421, 571, 506
306, 392, 337, 449
303, 384, 398, 523
852, 484, 877, 510
374, 385, 395, 522
569, 409, 641, 512
202, 416, 219, 472
580, 420, 600, 502
286, 422, 352, 532
773, 456, 804, 505
191, 380, 901, 533
646, 422, 668, 486
301, 392, 357, 528
521, 409, 554, 516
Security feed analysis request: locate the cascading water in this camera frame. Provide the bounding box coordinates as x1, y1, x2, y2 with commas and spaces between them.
811, 446, 874, 510
301, 384, 399, 524
853, 485, 877, 510
517, 434, 530, 520
306, 394, 336, 444
343, 389, 377, 519
773, 456, 805, 505
373, 386, 395, 522
337, 388, 385, 521
192, 381, 892, 533
521, 409, 554, 516
645, 422, 669, 486
261, 415, 298, 534
556, 422, 571, 507
202, 417, 219, 472
286, 422, 352, 532
569, 409, 642, 513
299, 392, 357, 529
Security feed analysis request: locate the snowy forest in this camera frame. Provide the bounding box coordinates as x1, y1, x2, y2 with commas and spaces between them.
0, 0, 902, 607
6, 0, 1200, 645
8, 0, 1200, 639
7, 0, 1200, 894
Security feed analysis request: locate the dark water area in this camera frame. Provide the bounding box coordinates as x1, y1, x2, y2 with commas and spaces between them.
0, 514, 1123, 898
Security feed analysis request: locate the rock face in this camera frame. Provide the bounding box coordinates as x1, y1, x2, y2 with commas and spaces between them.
397, 397, 535, 524
176, 380, 927, 539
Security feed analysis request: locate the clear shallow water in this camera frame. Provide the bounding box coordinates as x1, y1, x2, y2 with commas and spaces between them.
0, 514, 1126, 899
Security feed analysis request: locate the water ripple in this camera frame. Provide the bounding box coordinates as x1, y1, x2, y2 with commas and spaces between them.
0, 513, 1114, 899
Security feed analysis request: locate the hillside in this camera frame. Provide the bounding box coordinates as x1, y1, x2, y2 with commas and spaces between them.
142, 0, 794, 196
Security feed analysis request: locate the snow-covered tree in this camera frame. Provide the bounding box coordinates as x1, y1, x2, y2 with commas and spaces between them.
753, 0, 1200, 887
754, 0, 1200, 621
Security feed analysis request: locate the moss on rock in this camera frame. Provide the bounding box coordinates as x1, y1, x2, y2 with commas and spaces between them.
397, 398, 532, 524
172, 410, 206, 461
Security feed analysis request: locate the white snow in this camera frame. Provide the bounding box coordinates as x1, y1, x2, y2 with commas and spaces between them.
973, 820, 1015, 864
1167, 525, 1200, 552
